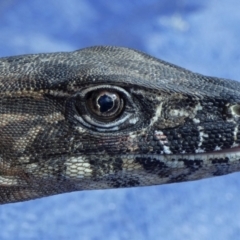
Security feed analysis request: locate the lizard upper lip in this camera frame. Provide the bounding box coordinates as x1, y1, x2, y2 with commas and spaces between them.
193, 146, 240, 155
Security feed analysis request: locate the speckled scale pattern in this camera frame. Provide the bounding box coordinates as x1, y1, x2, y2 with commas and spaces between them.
1, 46, 240, 204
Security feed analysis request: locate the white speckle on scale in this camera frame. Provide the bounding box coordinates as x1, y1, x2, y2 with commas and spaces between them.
193, 118, 200, 124
169, 109, 189, 117
150, 102, 163, 126
163, 145, 172, 154
214, 146, 222, 151
233, 125, 239, 141
129, 117, 139, 124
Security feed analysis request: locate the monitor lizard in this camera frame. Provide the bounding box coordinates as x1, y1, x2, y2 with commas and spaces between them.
0, 46, 240, 204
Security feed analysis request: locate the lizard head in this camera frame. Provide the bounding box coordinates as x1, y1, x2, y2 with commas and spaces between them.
1, 46, 240, 203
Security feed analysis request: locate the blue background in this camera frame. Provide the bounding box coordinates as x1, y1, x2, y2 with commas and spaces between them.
1, 0, 240, 239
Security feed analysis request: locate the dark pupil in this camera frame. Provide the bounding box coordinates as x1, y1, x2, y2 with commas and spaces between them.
98, 94, 114, 113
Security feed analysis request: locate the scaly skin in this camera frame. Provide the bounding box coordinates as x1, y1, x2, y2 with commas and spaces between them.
0, 46, 240, 204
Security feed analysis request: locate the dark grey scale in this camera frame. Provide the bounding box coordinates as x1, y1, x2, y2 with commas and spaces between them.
88, 157, 123, 179
0, 119, 42, 156
168, 174, 191, 183
44, 158, 67, 181
107, 176, 140, 188
164, 158, 204, 182
0, 186, 26, 203
135, 157, 170, 177
194, 100, 226, 123
0, 97, 53, 116
148, 134, 164, 154
201, 99, 225, 115
137, 135, 152, 154
179, 158, 203, 172
211, 157, 229, 164
111, 158, 123, 171
154, 144, 168, 154
0, 132, 16, 159
79, 136, 124, 155
151, 133, 165, 152
162, 127, 200, 154
132, 91, 156, 120
160, 131, 181, 154
27, 153, 67, 175
200, 122, 235, 151
210, 157, 230, 176
1, 120, 39, 139
34, 65, 72, 91
25, 123, 74, 158
39, 179, 78, 196
237, 131, 240, 144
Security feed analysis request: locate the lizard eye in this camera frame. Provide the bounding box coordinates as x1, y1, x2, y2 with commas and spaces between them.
72, 85, 137, 132
86, 90, 124, 121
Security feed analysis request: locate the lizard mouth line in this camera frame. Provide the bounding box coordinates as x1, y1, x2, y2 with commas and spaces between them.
135, 147, 240, 161
147, 146, 240, 163
132, 148, 240, 166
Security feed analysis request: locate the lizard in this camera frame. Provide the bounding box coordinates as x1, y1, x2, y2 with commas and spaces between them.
0, 46, 240, 204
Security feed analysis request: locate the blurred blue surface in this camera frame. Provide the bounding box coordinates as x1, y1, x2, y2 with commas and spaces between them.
1, 0, 240, 239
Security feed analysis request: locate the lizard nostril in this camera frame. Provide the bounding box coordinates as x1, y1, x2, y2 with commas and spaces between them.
230, 104, 240, 116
